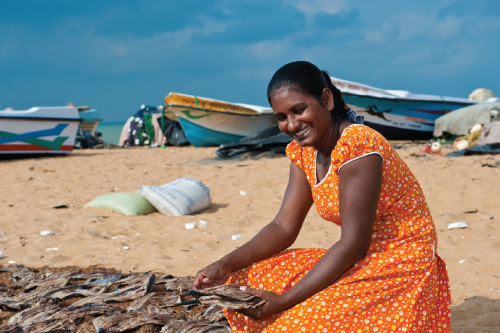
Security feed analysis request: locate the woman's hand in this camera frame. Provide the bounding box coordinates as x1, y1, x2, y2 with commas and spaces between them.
192, 260, 232, 290
238, 286, 289, 321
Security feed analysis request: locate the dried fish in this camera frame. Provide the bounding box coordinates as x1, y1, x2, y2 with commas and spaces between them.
0, 267, 35, 284
27, 303, 124, 333
195, 305, 226, 323
164, 277, 194, 292
0, 325, 23, 333
0, 285, 60, 310
161, 319, 231, 333
16, 270, 80, 291
47, 284, 111, 299
154, 274, 174, 285
114, 272, 153, 285
6, 299, 60, 327
92, 311, 178, 333
50, 303, 125, 322
85, 273, 122, 286
127, 292, 182, 312
185, 285, 265, 310
69, 275, 155, 307
127, 292, 158, 312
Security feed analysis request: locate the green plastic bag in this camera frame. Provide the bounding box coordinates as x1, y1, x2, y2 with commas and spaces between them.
84, 192, 157, 216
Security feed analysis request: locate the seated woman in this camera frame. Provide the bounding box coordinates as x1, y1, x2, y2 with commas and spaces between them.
193, 61, 452, 333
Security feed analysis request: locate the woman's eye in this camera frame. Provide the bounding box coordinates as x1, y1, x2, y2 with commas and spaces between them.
295, 107, 306, 114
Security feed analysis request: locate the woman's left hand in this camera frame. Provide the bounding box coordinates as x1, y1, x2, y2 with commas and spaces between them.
237, 286, 289, 321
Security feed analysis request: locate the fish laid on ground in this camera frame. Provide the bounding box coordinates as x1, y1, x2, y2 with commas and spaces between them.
161, 319, 231, 333
184, 285, 265, 310
6, 299, 60, 327
30, 320, 78, 333
0, 267, 35, 282
1, 282, 111, 311
50, 303, 125, 321
14, 269, 81, 292
47, 284, 111, 299
153, 274, 174, 285
92, 311, 179, 333
0, 325, 23, 333
69, 275, 155, 308
0, 285, 60, 310
195, 305, 226, 323
127, 292, 182, 312
114, 272, 154, 285
29, 303, 125, 333
164, 277, 194, 292
23, 276, 70, 292
84, 273, 122, 286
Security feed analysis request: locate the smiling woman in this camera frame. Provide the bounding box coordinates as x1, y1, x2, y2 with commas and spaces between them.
193, 61, 452, 333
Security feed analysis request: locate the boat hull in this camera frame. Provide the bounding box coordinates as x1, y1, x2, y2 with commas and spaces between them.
171, 108, 277, 147
78, 109, 102, 135
344, 95, 474, 140
0, 107, 81, 154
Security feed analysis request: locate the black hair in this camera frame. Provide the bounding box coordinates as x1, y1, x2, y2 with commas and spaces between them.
267, 61, 348, 120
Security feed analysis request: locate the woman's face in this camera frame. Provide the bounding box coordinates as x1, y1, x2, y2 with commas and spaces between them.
270, 87, 334, 147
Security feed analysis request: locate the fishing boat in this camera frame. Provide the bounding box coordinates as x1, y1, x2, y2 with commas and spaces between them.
77, 106, 102, 135
0, 106, 81, 154
163, 93, 276, 147
331, 77, 480, 140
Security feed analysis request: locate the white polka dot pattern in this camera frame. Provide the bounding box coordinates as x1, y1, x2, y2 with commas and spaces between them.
224, 125, 452, 332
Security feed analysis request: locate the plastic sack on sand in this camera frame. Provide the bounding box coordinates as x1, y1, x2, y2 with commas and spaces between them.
84, 192, 157, 216
140, 178, 211, 216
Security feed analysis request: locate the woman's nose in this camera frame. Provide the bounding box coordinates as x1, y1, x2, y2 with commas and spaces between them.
287, 116, 300, 133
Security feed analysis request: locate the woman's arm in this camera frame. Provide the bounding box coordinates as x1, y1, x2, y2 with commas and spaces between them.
240, 154, 383, 320
192, 161, 313, 289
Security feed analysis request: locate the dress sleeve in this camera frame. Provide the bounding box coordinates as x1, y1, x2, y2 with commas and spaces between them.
285, 140, 304, 170
335, 125, 386, 173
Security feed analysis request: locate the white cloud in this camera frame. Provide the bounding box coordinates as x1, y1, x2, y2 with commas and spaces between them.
286, 0, 346, 17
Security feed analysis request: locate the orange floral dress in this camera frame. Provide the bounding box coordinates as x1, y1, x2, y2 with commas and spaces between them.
224, 125, 452, 333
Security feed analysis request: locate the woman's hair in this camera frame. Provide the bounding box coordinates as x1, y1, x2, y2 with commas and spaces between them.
267, 61, 348, 120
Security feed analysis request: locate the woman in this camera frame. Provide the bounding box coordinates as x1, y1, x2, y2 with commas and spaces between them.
193, 61, 452, 332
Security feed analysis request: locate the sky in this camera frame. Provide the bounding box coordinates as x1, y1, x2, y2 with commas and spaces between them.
1, 0, 499, 122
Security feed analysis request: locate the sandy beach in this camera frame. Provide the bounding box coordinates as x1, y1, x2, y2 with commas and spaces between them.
1, 145, 499, 332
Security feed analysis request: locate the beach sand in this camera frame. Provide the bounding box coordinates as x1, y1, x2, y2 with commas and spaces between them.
1, 145, 499, 332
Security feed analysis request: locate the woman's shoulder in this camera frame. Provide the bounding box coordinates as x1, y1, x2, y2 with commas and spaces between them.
286, 140, 304, 168
333, 124, 392, 168
342, 124, 383, 138
286, 140, 302, 155
340, 124, 390, 147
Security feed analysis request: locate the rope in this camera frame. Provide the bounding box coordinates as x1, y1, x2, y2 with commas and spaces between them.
194, 96, 201, 110
440, 96, 449, 114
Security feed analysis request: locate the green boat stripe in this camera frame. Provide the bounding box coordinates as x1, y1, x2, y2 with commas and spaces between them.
0, 130, 68, 150
180, 110, 211, 120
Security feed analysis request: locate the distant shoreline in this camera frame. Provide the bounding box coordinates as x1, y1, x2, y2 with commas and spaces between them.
97, 121, 125, 145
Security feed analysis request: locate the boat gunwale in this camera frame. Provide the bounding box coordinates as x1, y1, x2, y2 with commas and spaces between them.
0, 115, 83, 122
341, 92, 479, 106
164, 104, 275, 117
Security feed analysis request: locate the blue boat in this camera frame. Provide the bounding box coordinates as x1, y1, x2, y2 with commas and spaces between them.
164, 93, 277, 147
330, 77, 481, 139
77, 106, 102, 135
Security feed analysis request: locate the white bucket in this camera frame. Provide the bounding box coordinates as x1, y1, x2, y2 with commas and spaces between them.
140, 178, 212, 216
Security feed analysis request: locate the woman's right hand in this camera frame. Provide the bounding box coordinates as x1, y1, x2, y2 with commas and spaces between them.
192, 260, 232, 290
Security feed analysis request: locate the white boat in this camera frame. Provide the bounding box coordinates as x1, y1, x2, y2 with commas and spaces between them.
331, 76, 482, 139
163, 93, 276, 147
0, 107, 81, 154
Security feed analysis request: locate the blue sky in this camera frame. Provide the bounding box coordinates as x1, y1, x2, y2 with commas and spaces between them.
1, 0, 499, 122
